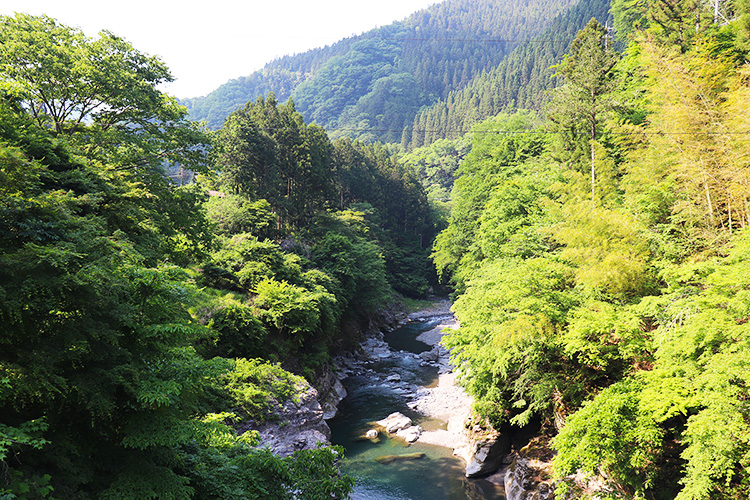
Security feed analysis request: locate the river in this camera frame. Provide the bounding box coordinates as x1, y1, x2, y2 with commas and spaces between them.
328, 315, 507, 500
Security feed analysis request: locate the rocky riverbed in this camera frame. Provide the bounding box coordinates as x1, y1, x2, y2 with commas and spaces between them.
244, 297, 559, 499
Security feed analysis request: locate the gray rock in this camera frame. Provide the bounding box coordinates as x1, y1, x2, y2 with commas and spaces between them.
418, 347, 440, 362
239, 379, 332, 458
465, 432, 511, 478
386, 373, 401, 382
376, 412, 413, 434
316, 369, 348, 420
396, 425, 423, 443
504, 457, 554, 500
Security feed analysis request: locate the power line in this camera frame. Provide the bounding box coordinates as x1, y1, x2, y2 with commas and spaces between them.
247, 125, 750, 136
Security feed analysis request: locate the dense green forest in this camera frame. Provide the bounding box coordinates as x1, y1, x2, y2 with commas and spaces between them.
182, 0, 591, 142
5, 0, 750, 498
432, 0, 750, 498
401, 0, 613, 149
0, 13, 436, 499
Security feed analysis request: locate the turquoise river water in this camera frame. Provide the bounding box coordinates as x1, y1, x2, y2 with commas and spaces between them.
328, 319, 506, 500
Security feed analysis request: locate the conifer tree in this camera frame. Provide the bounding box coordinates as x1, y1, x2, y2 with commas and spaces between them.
548, 18, 619, 205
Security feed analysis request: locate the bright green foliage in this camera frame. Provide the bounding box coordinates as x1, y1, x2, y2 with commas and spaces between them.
253, 278, 338, 342
223, 358, 306, 422
210, 234, 302, 291
0, 13, 209, 172
562, 301, 651, 373
554, 231, 750, 499
553, 377, 665, 499
553, 202, 652, 298
431, 111, 549, 287
446, 257, 581, 427
205, 195, 275, 239
474, 168, 556, 261
432, 13, 750, 500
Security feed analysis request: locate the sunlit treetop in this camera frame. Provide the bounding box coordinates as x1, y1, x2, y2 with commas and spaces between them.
0, 13, 209, 171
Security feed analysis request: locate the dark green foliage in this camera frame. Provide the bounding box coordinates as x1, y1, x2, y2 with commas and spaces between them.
209, 234, 302, 291
309, 215, 390, 312
181, 42, 355, 128
214, 95, 334, 230
197, 305, 268, 360
403, 0, 613, 149
292, 36, 405, 130
0, 17, 354, 499
179, 443, 354, 500
185, 0, 594, 146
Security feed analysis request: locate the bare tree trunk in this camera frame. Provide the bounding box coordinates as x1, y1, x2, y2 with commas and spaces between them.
704, 179, 714, 224
591, 140, 596, 206
728, 201, 732, 234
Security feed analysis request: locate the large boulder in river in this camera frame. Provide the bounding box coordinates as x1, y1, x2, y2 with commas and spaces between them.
396, 425, 423, 443
418, 346, 440, 362
376, 412, 413, 434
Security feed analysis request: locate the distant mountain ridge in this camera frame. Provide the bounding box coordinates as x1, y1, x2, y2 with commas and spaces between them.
404, 0, 613, 149
183, 0, 611, 146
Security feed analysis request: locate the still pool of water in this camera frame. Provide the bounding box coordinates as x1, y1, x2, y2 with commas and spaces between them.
328, 318, 506, 500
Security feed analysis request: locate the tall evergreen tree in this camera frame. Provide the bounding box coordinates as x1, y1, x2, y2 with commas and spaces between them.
547, 18, 619, 204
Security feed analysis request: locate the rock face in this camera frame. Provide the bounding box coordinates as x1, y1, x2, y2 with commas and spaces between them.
504, 457, 554, 500
237, 379, 332, 457
464, 430, 511, 478
481, 436, 555, 500
316, 367, 348, 420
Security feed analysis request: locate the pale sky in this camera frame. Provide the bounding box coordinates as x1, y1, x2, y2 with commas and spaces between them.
3, 0, 441, 99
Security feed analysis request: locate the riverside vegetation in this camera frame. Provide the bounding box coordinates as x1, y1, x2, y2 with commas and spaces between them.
0, 13, 433, 500
3, 0, 750, 499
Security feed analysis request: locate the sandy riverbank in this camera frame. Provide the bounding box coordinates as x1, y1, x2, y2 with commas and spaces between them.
406, 300, 474, 460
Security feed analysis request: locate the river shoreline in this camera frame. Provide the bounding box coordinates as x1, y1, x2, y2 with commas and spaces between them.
327, 296, 508, 499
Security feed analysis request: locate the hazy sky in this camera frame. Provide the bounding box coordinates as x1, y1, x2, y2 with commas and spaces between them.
4, 0, 441, 99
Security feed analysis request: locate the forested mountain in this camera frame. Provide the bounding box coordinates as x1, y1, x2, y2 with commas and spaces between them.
402, 0, 612, 149
183, 0, 589, 140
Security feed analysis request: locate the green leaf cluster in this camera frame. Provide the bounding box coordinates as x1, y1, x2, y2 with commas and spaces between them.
0, 16, 354, 500
434, 6, 750, 500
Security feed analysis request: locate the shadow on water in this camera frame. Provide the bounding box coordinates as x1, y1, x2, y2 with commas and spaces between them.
329, 318, 506, 500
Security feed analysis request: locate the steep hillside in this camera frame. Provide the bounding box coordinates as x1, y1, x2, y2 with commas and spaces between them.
183, 0, 583, 135
403, 0, 612, 149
